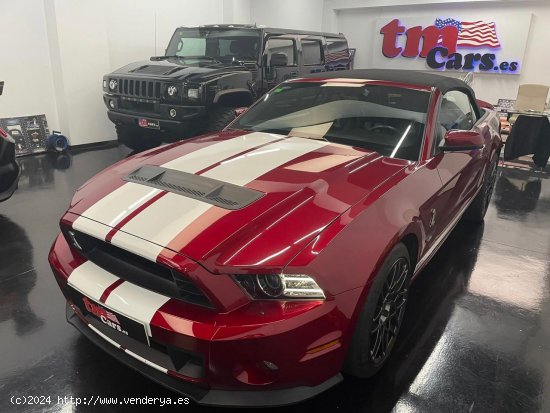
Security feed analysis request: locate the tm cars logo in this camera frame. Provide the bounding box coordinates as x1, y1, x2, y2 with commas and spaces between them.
83, 297, 129, 335
380, 18, 518, 72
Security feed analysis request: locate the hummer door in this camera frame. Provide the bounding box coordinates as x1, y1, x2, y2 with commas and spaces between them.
299, 36, 326, 76
262, 36, 298, 92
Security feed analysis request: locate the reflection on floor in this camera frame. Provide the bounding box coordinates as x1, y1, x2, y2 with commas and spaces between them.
1, 147, 549, 413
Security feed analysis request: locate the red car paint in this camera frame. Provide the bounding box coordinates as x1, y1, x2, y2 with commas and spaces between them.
49, 75, 501, 406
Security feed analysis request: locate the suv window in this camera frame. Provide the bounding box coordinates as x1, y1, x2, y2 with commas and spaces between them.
266, 38, 296, 66
433, 90, 477, 154
302, 39, 323, 65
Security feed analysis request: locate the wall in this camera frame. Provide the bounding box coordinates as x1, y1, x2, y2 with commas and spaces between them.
0, 0, 59, 129
2, 0, 549, 145
323, 0, 550, 103
250, 0, 324, 31
1, 0, 247, 146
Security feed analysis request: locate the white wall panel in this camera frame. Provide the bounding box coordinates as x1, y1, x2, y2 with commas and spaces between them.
0, 0, 59, 128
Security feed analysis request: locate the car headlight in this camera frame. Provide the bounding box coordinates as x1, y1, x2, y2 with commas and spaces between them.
187, 88, 199, 99
167, 85, 178, 96
233, 274, 325, 300
108, 79, 118, 91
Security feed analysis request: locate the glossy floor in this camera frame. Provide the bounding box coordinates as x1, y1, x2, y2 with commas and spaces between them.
1, 148, 549, 413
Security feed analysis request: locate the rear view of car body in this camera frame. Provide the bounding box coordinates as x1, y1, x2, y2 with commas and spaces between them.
0, 127, 20, 202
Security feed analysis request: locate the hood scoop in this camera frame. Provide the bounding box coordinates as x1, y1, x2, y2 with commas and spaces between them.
130, 65, 186, 75
124, 165, 264, 210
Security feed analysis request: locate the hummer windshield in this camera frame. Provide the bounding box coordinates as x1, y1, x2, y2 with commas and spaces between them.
165, 28, 260, 63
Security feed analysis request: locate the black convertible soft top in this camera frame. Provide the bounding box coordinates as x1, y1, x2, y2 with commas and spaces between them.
302, 68, 479, 115
303, 69, 476, 99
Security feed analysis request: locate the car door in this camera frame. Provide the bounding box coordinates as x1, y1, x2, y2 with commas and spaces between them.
431, 90, 489, 232
299, 36, 326, 75
261, 35, 298, 93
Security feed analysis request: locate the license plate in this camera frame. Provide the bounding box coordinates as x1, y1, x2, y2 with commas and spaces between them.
138, 118, 160, 129
69, 287, 149, 346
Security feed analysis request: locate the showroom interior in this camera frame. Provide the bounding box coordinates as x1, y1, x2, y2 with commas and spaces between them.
1, 0, 550, 411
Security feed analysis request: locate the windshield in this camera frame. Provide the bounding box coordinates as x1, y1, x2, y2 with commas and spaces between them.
231, 82, 431, 161
166, 28, 260, 63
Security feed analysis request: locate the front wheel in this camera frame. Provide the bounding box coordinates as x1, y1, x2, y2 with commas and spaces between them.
344, 243, 411, 378
204, 106, 237, 133
463, 155, 498, 223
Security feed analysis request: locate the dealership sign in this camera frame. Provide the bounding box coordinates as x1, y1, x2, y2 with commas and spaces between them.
373, 14, 532, 74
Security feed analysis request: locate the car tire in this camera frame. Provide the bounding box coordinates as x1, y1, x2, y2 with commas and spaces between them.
463, 155, 498, 223
343, 243, 411, 378
204, 106, 237, 133
116, 125, 159, 151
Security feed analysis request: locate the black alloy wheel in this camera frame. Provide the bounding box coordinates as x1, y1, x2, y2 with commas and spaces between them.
369, 257, 409, 365
344, 243, 411, 378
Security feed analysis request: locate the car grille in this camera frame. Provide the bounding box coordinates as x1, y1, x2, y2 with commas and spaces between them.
63, 229, 215, 309
116, 78, 161, 99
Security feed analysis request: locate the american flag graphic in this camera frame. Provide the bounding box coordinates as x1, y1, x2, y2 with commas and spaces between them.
325, 50, 351, 64
435, 18, 501, 48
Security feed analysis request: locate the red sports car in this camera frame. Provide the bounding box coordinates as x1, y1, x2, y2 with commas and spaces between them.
49, 69, 501, 406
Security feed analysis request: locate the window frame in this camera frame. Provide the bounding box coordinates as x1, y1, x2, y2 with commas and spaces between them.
431, 89, 479, 156
301, 38, 325, 66
263, 36, 298, 67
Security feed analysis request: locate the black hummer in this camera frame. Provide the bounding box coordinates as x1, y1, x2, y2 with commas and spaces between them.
102, 25, 350, 149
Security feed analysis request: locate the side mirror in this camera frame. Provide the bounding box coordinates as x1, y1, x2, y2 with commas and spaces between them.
270, 52, 288, 67
440, 130, 484, 151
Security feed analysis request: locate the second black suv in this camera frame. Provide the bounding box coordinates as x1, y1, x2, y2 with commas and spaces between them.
103, 24, 350, 149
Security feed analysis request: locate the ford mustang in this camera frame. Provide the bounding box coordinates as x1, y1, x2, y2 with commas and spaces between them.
49, 69, 501, 406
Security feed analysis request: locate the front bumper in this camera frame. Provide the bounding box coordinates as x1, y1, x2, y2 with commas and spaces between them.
49, 234, 352, 406
67, 303, 341, 407
104, 94, 206, 132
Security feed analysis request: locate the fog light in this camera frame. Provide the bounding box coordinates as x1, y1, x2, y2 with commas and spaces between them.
169, 108, 177, 118
109, 100, 115, 109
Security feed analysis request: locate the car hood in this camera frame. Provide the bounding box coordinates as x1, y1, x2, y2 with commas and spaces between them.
111, 59, 250, 81
68, 131, 408, 272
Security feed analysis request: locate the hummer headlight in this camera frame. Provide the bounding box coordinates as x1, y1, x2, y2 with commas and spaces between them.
233, 274, 325, 300
167, 85, 178, 96
108, 79, 118, 91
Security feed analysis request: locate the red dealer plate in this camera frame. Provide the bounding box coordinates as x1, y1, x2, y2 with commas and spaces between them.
69, 287, 149, 346
138, 118, 160, 129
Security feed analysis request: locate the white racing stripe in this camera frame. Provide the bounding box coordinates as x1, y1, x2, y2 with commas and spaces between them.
111, 137, 328, 252
104, 281, 170, 337
67, 261, 120, 301
74, 132, 284, 240
69, 261, 169, 338
73, 185, 161, 237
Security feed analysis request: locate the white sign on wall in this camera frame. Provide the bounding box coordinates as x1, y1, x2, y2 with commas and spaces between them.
371, 14, 532, 74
